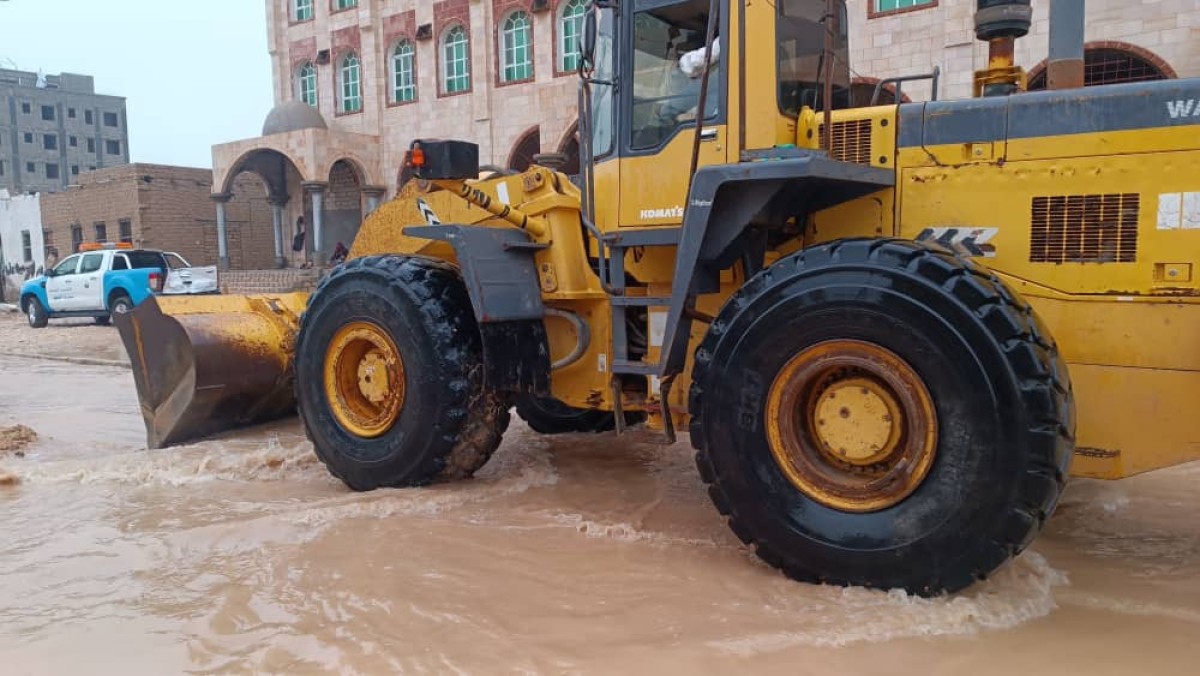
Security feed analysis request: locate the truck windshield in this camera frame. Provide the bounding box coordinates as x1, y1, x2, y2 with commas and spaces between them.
777, 0, 849, 117
126, 251, 166, 270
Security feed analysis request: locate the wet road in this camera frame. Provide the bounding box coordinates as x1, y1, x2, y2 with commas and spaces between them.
1, 355, 1198, 674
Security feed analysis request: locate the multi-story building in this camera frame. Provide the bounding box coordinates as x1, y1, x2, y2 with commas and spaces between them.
208, 0, 1199, 267
210, 0, 588, 266
0, 69, 131, 195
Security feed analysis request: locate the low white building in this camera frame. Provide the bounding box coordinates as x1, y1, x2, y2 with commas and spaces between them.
0, 190, 47, 303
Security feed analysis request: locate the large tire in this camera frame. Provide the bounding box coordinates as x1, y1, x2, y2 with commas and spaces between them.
23, 296, 48, 328
294, 255, 510, 490
689, 238, 1074, 596
515, 395, 643, 434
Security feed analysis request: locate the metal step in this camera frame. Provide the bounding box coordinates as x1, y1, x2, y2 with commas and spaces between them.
611, 359, 658, 375
609, 295, 671, 307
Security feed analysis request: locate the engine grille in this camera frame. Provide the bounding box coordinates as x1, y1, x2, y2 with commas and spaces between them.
819, 119, 873, 165
1029, 193, 1139, 263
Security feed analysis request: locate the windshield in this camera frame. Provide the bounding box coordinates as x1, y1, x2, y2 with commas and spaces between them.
629, 0, 721, 151
590, 6, 616, 158
777, 0, 850, 117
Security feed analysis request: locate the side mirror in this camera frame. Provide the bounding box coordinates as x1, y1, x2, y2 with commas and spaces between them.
581, 10, 597, 68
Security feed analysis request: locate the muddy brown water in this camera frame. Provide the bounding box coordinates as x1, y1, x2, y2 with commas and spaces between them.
1, 355, 1199, 675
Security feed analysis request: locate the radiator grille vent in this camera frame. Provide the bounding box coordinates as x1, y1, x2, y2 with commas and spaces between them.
819, 119, 873, 165
1029, 193, 1139, 263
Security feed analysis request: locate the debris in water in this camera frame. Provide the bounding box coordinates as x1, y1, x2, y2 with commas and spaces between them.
0, 425, 37, 455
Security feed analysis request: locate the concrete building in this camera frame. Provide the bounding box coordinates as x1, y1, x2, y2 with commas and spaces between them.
211, 0, 586, 266
1, 69, 131, 195
39, 164, 278, 272
0, 189, 46, 302
845, 0, 1200, 104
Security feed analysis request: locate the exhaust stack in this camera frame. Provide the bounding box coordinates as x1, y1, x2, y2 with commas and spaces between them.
1047, 0, 1085, 89
972, 0, 1032, 97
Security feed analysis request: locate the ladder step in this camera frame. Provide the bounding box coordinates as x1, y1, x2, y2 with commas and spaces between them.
609, 296, 671, 307
611, 359, 659, 375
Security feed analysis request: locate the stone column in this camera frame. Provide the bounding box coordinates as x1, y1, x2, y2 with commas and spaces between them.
211, 192, 232, 270
362, 186, 388, 215
269, 196, 288, 269
303, 181, 329, 266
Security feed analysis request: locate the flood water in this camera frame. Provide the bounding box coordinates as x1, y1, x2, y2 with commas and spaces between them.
1, 354, 1199, 674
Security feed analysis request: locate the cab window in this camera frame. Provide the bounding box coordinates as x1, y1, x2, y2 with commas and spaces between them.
111, 255, 129, 271
165, 253, 189, 270
777, 0, 849, 116
79, 253, 104, 274
126, 251, 167, 270
629, 0, 721, 151
52, 255, 80, 276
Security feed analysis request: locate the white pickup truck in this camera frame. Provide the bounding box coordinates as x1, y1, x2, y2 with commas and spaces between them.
19, 244, 218, 327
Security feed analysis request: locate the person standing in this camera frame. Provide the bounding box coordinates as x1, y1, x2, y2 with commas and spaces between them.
292, 216, 308, 268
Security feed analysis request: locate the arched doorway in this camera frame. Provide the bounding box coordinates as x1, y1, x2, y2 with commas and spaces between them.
1027, 42, 1175, 90
849, 77, 910, 107
219, 148, 306, 270
556, 123, 581, 176
323, 159, 364, 259
507, 127, 541, 172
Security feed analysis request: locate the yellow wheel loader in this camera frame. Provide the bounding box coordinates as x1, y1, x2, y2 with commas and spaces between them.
118, 0, 1200, 595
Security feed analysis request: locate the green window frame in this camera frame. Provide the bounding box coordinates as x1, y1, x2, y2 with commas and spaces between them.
295, 0, 313, 21
298, 63, 318, 107
392, 40, 417, 103
873, 0, 935, 14
335, 0, 357, 10
442, 25, 471, 94
339, 53, 362, 113
501, 12, 533, 83
559, 0, 588, 72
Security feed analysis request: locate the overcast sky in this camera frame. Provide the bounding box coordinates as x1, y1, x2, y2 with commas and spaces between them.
1, 0, 274, 169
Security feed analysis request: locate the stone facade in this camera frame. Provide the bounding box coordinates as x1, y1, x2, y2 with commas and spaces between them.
0, 69, 130, 195
845, 0, 1200, 102
39, 164, 277, 271
267, 0, 580, 180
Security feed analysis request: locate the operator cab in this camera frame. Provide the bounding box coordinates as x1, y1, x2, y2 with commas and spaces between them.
581, 0, 851, 228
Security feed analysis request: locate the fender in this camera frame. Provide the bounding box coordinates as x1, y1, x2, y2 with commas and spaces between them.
102, 270, 155, 310
403, 224, 550, 395
19, 277, 51, 313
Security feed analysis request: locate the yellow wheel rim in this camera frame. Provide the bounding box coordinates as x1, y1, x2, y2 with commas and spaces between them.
323, 321, 406, 438
765, 340, 937, 513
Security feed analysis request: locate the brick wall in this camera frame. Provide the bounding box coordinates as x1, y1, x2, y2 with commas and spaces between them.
39, 163, 279, 271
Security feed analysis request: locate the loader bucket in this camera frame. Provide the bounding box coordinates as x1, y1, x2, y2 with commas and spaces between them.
115, 292, 311, 449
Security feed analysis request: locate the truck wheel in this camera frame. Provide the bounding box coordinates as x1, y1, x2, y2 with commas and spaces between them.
109, 294, 134, 316
515, 395, 643, 434
689, 238, 1074, 596
294, 255, 510, 490
24, 297, 48, 328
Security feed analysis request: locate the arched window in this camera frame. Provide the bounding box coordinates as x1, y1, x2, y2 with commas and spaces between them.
392, 40, 416, 103
1028, 45, 1173, 90
339, 52, 361, 113
500, 12, 533, 82
559, 0, 588, 72
297, 62, 318, 107
294, 0, 313, 22
442, 25, 471, 94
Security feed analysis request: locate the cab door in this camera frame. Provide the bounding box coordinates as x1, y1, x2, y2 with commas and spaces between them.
617, 0, 730, 228
45, 254, 80, 311
75, 252, 106, 311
